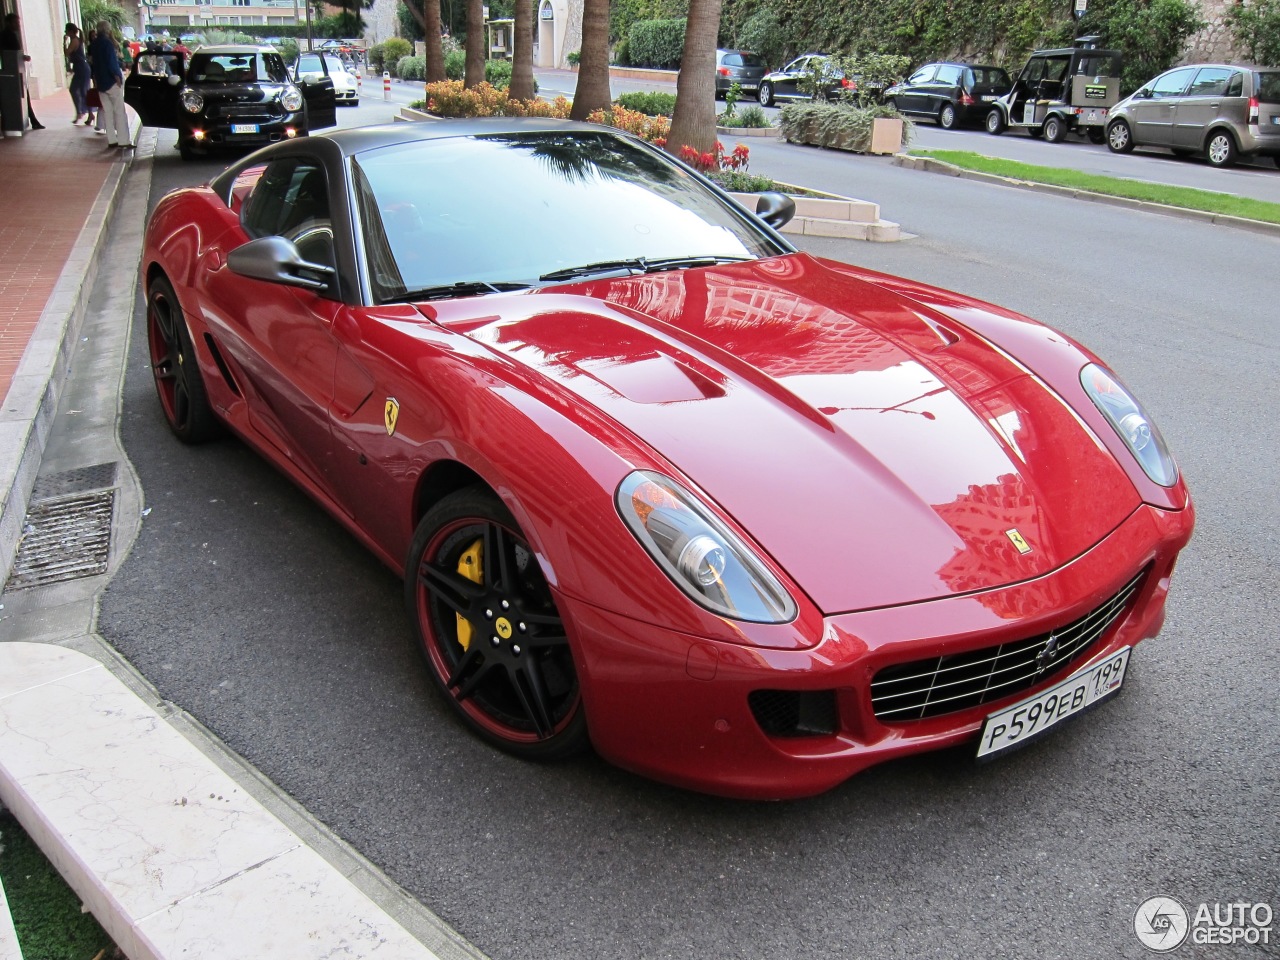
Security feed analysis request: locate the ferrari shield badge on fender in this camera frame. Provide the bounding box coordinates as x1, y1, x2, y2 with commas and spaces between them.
384, 397, 400, 437
1006, 529, 1032, 555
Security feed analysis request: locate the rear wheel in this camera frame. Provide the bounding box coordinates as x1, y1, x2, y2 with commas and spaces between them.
146, 275, 219, 443
939, 103, 957, 129
985, 108, 1005, 135
407, 488, 588, 761
1107, 119, 1134, 153
1027, 125, 1045, 139
1205, 130, 1238, 167
1043, 115, 1068, 143
1087, 128, 1106, 145
758, 81, 774, 108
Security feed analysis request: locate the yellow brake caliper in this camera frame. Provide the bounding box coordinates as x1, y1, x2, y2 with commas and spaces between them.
455, 537, 484, 651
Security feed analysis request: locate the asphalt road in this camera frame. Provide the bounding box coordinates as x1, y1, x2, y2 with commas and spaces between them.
98, 100, 1280, 960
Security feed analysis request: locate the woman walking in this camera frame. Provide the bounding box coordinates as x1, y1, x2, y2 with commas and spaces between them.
65, 23, 91, 123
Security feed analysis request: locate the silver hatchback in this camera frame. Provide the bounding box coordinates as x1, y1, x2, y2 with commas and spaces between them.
1106, 64, 1280, 167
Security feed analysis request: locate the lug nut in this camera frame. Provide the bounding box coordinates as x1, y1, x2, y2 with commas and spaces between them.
485, 608, 493, 619
491, 636, 500, 647
518, 622, 526, 633
501, 600, 510, 610
512, 645, 521, 656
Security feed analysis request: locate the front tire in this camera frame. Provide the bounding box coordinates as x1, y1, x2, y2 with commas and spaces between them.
985, 108, 1005, 135
758, 81, 774, 108
939, 103, 957, 129
407, 488, 588, 761
1107, 119, 1134, 153
146, 275, 219, 443
1205, 130, 1238, 167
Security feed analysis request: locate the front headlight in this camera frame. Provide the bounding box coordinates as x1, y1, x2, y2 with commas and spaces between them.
281, 86, 304, 112
617, 471, 797, 623
180, 89, 204, 114
1081, 364, 1178, 487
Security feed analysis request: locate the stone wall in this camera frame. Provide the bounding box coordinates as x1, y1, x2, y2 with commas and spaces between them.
366, 0, 399, 47
1183, 0, 1245, 63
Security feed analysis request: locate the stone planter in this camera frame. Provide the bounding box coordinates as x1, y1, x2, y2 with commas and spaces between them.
397, 106, 438, 122
870, 116, 904, 154
728, 185, 900, 242
714, 124, 775, 138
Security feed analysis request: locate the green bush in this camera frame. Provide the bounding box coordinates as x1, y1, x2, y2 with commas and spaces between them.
396, 54, 425, 80
709, 170, 779, 192
81, 0, 127, 33
1228, 0, 1280, 66
485, 57, 513, 88
627, 18, 685, 68
367, 41, 386, 74
381, 36, 413, 67
445, 48, 466, 79
567, 49, 581, 66
611, 39, 628, 65
778, 101, 912, 152
616, 91, 677, 115
732, 8, 788, 71
275, 37, 299, 63
718, 104, 771, 128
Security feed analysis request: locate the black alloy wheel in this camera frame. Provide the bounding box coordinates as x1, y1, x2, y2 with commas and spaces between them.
407, 488, 588, 760
146, 275, 219, 443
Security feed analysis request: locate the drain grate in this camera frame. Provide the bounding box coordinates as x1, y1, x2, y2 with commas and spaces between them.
30, 462, 119, 501
6, 491, 116, 590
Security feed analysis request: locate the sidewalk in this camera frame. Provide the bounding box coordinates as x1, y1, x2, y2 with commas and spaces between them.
0, 95, 479, 960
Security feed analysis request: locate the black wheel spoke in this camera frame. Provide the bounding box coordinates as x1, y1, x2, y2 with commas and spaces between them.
519, 610, 560, 627
420, 561, 484, 618
524, 631, 569, 651
512, 657, 555, 738
153, 353, 176, 381
453, 658, 496, 703
483, 522, 514, 592
152, 300, 177, 345
445, 644, 483, 688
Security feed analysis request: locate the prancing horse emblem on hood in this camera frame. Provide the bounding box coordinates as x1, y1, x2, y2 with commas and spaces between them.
384, 397, 400, 437
1006, 529, 1032, 555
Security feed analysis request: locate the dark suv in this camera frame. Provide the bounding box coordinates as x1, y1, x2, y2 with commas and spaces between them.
715, 49, 768, 99
884, 62, 1012, 128
124, 45, 336, 160
758, 54, 851, 106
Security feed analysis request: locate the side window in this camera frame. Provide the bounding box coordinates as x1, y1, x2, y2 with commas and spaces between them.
1186, 67, 1233, 97
1021, 59, 1045, 86
295, 53, 326, 81
723, 53, 742, 67
935, 65, 963, 85
1226, 71, 1244, 98
907, 66, 935, 85
1150, 68, 1195, 98
241, 158, 335, 270
785, 57, 808, 75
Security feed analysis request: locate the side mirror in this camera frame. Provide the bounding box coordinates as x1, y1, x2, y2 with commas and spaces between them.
227, 236, 334, 292
1135, 88, 1151, 99
754, 191, 796, 230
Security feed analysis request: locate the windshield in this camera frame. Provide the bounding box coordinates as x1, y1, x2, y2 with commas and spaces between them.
324, 54, 347, 74
189, 52, 287, 84
970, 66, 1010, 87
1257, 71, 1280, 103
352, 132, 779, 304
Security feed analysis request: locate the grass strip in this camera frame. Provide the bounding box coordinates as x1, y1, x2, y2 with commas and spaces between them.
0, 812, 116, 960
910, 149, 1280, 225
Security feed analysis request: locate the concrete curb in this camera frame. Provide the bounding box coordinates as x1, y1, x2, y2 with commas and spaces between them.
0, 159, 127, 594
893, 154, 1280, 237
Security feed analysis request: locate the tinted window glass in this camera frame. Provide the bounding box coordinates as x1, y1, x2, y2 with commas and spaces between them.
783, 57, 808, 74
1256, 71, 1280, 103
935, 65, 963, 85
1075, 53, 1120, 77
1187, 67, 1233, 97
189, 52, 285, 84
722, 53, 742, 66
1226, 71, 1243, 97
969, 66, 1010, 87
352, 133, 777, 303
1150, 68, 1195, 97
296, 53, 325, 78
241, 158, 335, 269
907, 66, 935, 85
738, 53, 766, 68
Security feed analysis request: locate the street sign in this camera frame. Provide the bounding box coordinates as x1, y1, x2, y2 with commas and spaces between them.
1075, 0, 1088, 15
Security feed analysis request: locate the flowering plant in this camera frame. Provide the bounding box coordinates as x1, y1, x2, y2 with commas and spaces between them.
678, 142, 751, 174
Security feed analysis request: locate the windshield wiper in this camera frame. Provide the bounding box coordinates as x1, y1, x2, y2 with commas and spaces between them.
540, 255, 751, 283
382, 280, 532, 304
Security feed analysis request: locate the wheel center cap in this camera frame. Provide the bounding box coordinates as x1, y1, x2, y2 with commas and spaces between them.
495, 617, 513, 640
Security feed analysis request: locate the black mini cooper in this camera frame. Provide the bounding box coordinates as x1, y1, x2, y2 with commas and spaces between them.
125, 44, 337, 160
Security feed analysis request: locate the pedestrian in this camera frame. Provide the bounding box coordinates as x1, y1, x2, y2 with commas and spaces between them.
88, 20, 129, 149
65, 23, 91, 123
1, 13, 45, 130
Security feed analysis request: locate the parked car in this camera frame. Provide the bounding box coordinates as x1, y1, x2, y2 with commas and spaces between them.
296, 51, 359, 105
757, 54, 852, 107
1106, 63, 1280, 168
884, 62, 1012, 129
715, 49, 768, 99
138, 118, 1193, 799
123, 45, 336, 161
985, 38, 1123, 143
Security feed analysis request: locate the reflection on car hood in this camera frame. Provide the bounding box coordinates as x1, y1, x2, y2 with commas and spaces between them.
426, 253, 1140, 614
191, 82, 287, 100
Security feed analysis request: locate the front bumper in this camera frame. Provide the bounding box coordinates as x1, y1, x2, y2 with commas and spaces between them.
566, 501, 1193, 799
180, 111, 306, 149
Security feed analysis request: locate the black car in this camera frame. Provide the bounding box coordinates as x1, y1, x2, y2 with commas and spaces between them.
757, 54, 852, 107
884, 62, 1012, 128
124, 45, 336, 160
715, 49, 768, 98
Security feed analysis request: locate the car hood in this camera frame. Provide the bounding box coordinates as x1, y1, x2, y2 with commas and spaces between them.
424, 253, 1140, 614
191, 81, 288, 101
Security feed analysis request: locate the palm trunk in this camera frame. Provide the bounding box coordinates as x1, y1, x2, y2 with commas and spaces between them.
465, 0, 485, 87
666, 0, 723, 156
509, 0, 535, 101
425, 0, 445, 83
570, 0, 611, 120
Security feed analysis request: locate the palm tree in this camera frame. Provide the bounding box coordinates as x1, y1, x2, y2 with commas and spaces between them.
424, 0, 445, 83
464, 0, 485, 87
509, 0, 534, 101
666, 0, 723, 156
570, 0, 611, 120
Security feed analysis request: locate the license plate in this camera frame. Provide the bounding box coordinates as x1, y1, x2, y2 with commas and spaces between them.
977, 647, 1129, 759
981, 95, 996, 102
231, 123, 260, 135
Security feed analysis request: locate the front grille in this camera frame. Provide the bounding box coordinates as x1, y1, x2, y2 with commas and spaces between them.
215, 102, 282, 120
748, 689, 838, 737
870, 570, 1146, 722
